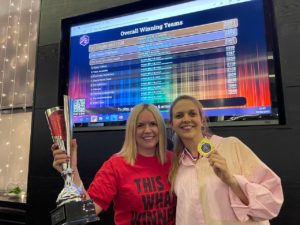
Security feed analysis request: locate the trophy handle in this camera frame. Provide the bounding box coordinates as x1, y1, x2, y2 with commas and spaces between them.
63, 95, 73, 169
62, 95, 75, 189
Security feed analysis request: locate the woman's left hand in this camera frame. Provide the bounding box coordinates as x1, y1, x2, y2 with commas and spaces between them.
208, 151, 235, 186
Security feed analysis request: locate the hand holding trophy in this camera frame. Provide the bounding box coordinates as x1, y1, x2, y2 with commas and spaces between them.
45, 95, 99, 225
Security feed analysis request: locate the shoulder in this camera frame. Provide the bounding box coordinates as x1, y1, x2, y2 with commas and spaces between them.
217, 136, 253, 155
216, 135, 244, 145
102, 153, 127, 168
96, 154, 127, 177
110, 153, 124, 160
166, 150, 173, 157
166, 150, 174, 161
212, 135, 249, 150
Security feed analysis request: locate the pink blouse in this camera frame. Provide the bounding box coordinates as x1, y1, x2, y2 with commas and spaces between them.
174, 135, 283, 225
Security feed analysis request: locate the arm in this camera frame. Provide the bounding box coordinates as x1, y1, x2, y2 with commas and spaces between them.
217, 137, 284, 222
72, 168, 103, 215
52, 139, 103, 215
228, 171, 283, 222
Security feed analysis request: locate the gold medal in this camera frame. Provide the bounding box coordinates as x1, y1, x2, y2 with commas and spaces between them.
197, 137, 214, 157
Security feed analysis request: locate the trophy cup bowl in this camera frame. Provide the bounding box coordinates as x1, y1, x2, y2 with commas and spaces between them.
45, 96, 99, 225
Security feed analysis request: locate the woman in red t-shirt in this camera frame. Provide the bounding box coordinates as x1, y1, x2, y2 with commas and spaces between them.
52, 104, 176, 225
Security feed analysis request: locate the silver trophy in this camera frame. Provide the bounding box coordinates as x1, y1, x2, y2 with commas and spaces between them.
45, 95, 99, 225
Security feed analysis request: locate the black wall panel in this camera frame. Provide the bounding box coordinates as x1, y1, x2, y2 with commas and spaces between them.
75, 130, 125, 186
26, 176, 62, 225
33, 44, 60, 109
274, 0, 300, 87
26, 0, 300, 224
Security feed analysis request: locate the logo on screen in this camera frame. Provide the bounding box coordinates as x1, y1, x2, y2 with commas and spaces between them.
111, 115, 118, 121
79, 35, 89, 46
90, 115, 98, 122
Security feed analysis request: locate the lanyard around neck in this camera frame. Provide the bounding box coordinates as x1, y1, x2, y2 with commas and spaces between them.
184, 147, 200, 162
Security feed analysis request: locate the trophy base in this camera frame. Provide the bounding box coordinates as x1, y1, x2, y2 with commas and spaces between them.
50, 199, 100, 225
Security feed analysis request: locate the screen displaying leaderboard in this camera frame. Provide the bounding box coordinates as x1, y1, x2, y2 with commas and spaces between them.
59, 0, 284, 130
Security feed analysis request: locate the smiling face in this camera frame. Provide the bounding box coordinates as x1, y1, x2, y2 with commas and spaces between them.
135, 109, 159, 156
171, 99, 204, 143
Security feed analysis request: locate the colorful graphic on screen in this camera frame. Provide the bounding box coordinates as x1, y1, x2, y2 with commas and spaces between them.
66, 0, 279, 127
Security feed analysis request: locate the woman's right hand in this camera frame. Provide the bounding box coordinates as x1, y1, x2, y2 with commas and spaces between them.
52, 139, 103, 215
52, 139, 78, 173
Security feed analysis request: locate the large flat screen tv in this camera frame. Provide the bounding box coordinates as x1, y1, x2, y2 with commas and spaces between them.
59, 0, 284, 130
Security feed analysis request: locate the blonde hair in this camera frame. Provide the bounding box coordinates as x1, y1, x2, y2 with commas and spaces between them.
168, 95, 211, 192
119, 104, 167, 165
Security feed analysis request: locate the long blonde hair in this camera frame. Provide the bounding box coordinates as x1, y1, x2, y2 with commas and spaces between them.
119, 104, 167, 165
168, 95, 211, 192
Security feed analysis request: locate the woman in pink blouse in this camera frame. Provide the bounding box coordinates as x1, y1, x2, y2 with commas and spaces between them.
168, 95, 283, 225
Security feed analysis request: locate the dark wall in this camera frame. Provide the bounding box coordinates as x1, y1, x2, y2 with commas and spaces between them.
27, 0, 300, 224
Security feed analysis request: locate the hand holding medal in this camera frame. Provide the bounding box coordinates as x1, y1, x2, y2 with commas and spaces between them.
199, 138, 233, 186
197, 137, 215, 157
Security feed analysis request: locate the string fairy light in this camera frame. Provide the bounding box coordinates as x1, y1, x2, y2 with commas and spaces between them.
5, 0, 23, 189
24, 0, 36, 112
0, 0, 13, 185
0, 0, 40, 195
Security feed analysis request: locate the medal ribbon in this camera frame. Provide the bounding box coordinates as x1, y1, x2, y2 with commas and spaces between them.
184, 147, 200, 162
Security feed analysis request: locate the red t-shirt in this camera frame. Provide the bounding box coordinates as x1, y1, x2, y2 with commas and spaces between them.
87, 150, 176, 225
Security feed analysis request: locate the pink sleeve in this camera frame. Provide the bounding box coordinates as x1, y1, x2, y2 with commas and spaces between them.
228, 138, 284, 222
87, 158, 118, 210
